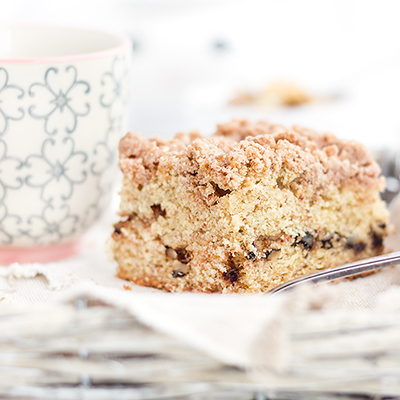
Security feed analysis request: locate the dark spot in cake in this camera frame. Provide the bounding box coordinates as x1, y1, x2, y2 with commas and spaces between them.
294, 233, 314, 250
321, 235, 334, 249
276, 175, 286, 190
138, 184, 143, 191
265, 249, 281, 260
113, 221, 125, 235
353, 242, 366, 252
345, 241, 366, 253
216, 186, 231, 197
127, 213, 136, 221
176, 248, 192, 264
377, 222, 386, 229
246, 251, 256, 260
301, 233, 314, 249
371, 231, 383, 250
151, 204, 166, 218
223, 268, 240, 283
172, 270, 186, 278
212, 182, 232, 197
222, 260, 241, 283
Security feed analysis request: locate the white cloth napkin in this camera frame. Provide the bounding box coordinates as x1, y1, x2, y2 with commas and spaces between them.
1, 195, 400, 391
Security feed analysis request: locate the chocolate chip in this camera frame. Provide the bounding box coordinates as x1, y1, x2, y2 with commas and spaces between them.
113, 221, 125, 235
222, 268, 240, 283
345, 241, 366, 253
212, 182, 232, 197
265, 249, 281, 261
172, 270, 186, 278
294, 233, 314, 250
215, 186, 231, 197
321, 236, 333, 249
222, 260, 241, 283
371, 231, 383, 250
151, 204, 166, 218
176, 248, 192, 264
127, 213, 136, 221
352, 242, 366, 252
246, 251, 256, 260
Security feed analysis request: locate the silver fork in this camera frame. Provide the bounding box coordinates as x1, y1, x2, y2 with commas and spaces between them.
269, 251, 400, 295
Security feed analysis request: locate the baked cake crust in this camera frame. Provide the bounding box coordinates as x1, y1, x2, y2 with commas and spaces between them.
109, 120, 389, 293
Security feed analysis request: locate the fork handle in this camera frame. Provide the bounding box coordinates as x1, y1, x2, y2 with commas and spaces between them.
269, 251, 400, 295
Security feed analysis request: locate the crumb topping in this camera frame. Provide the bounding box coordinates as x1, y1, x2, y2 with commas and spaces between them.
119, 120, 383, 191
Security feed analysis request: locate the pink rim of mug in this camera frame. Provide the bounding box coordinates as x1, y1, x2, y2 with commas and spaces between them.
0, 240, 80, 264
0, 25, 132, 64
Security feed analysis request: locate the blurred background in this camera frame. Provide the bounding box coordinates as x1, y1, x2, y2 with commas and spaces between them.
2, 0, 400, 148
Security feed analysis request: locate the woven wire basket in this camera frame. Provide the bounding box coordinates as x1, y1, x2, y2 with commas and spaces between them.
1, 150, 400, 400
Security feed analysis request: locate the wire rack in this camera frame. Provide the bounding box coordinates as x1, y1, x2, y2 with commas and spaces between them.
2, 297, 400, 400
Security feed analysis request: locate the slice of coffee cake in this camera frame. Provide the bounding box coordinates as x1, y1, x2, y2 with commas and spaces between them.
108, 120, 389, 293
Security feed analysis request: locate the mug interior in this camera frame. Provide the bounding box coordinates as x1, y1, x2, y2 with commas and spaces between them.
0, 26, 129, 61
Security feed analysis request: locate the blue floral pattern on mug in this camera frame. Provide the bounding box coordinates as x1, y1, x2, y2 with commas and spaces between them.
25, 137, 88, 203
26, 204, 78, 245
91, 141, 117, 177
0, 68, 24, 136
94, 55, 129, 174
100, 56, 129, 138
83, 55, 129, 229
28, 66, 90, 135
0, 204, 22, 245
0, 139, 23, 203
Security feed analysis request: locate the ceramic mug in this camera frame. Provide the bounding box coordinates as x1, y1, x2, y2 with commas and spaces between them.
0, 26, 131, 263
